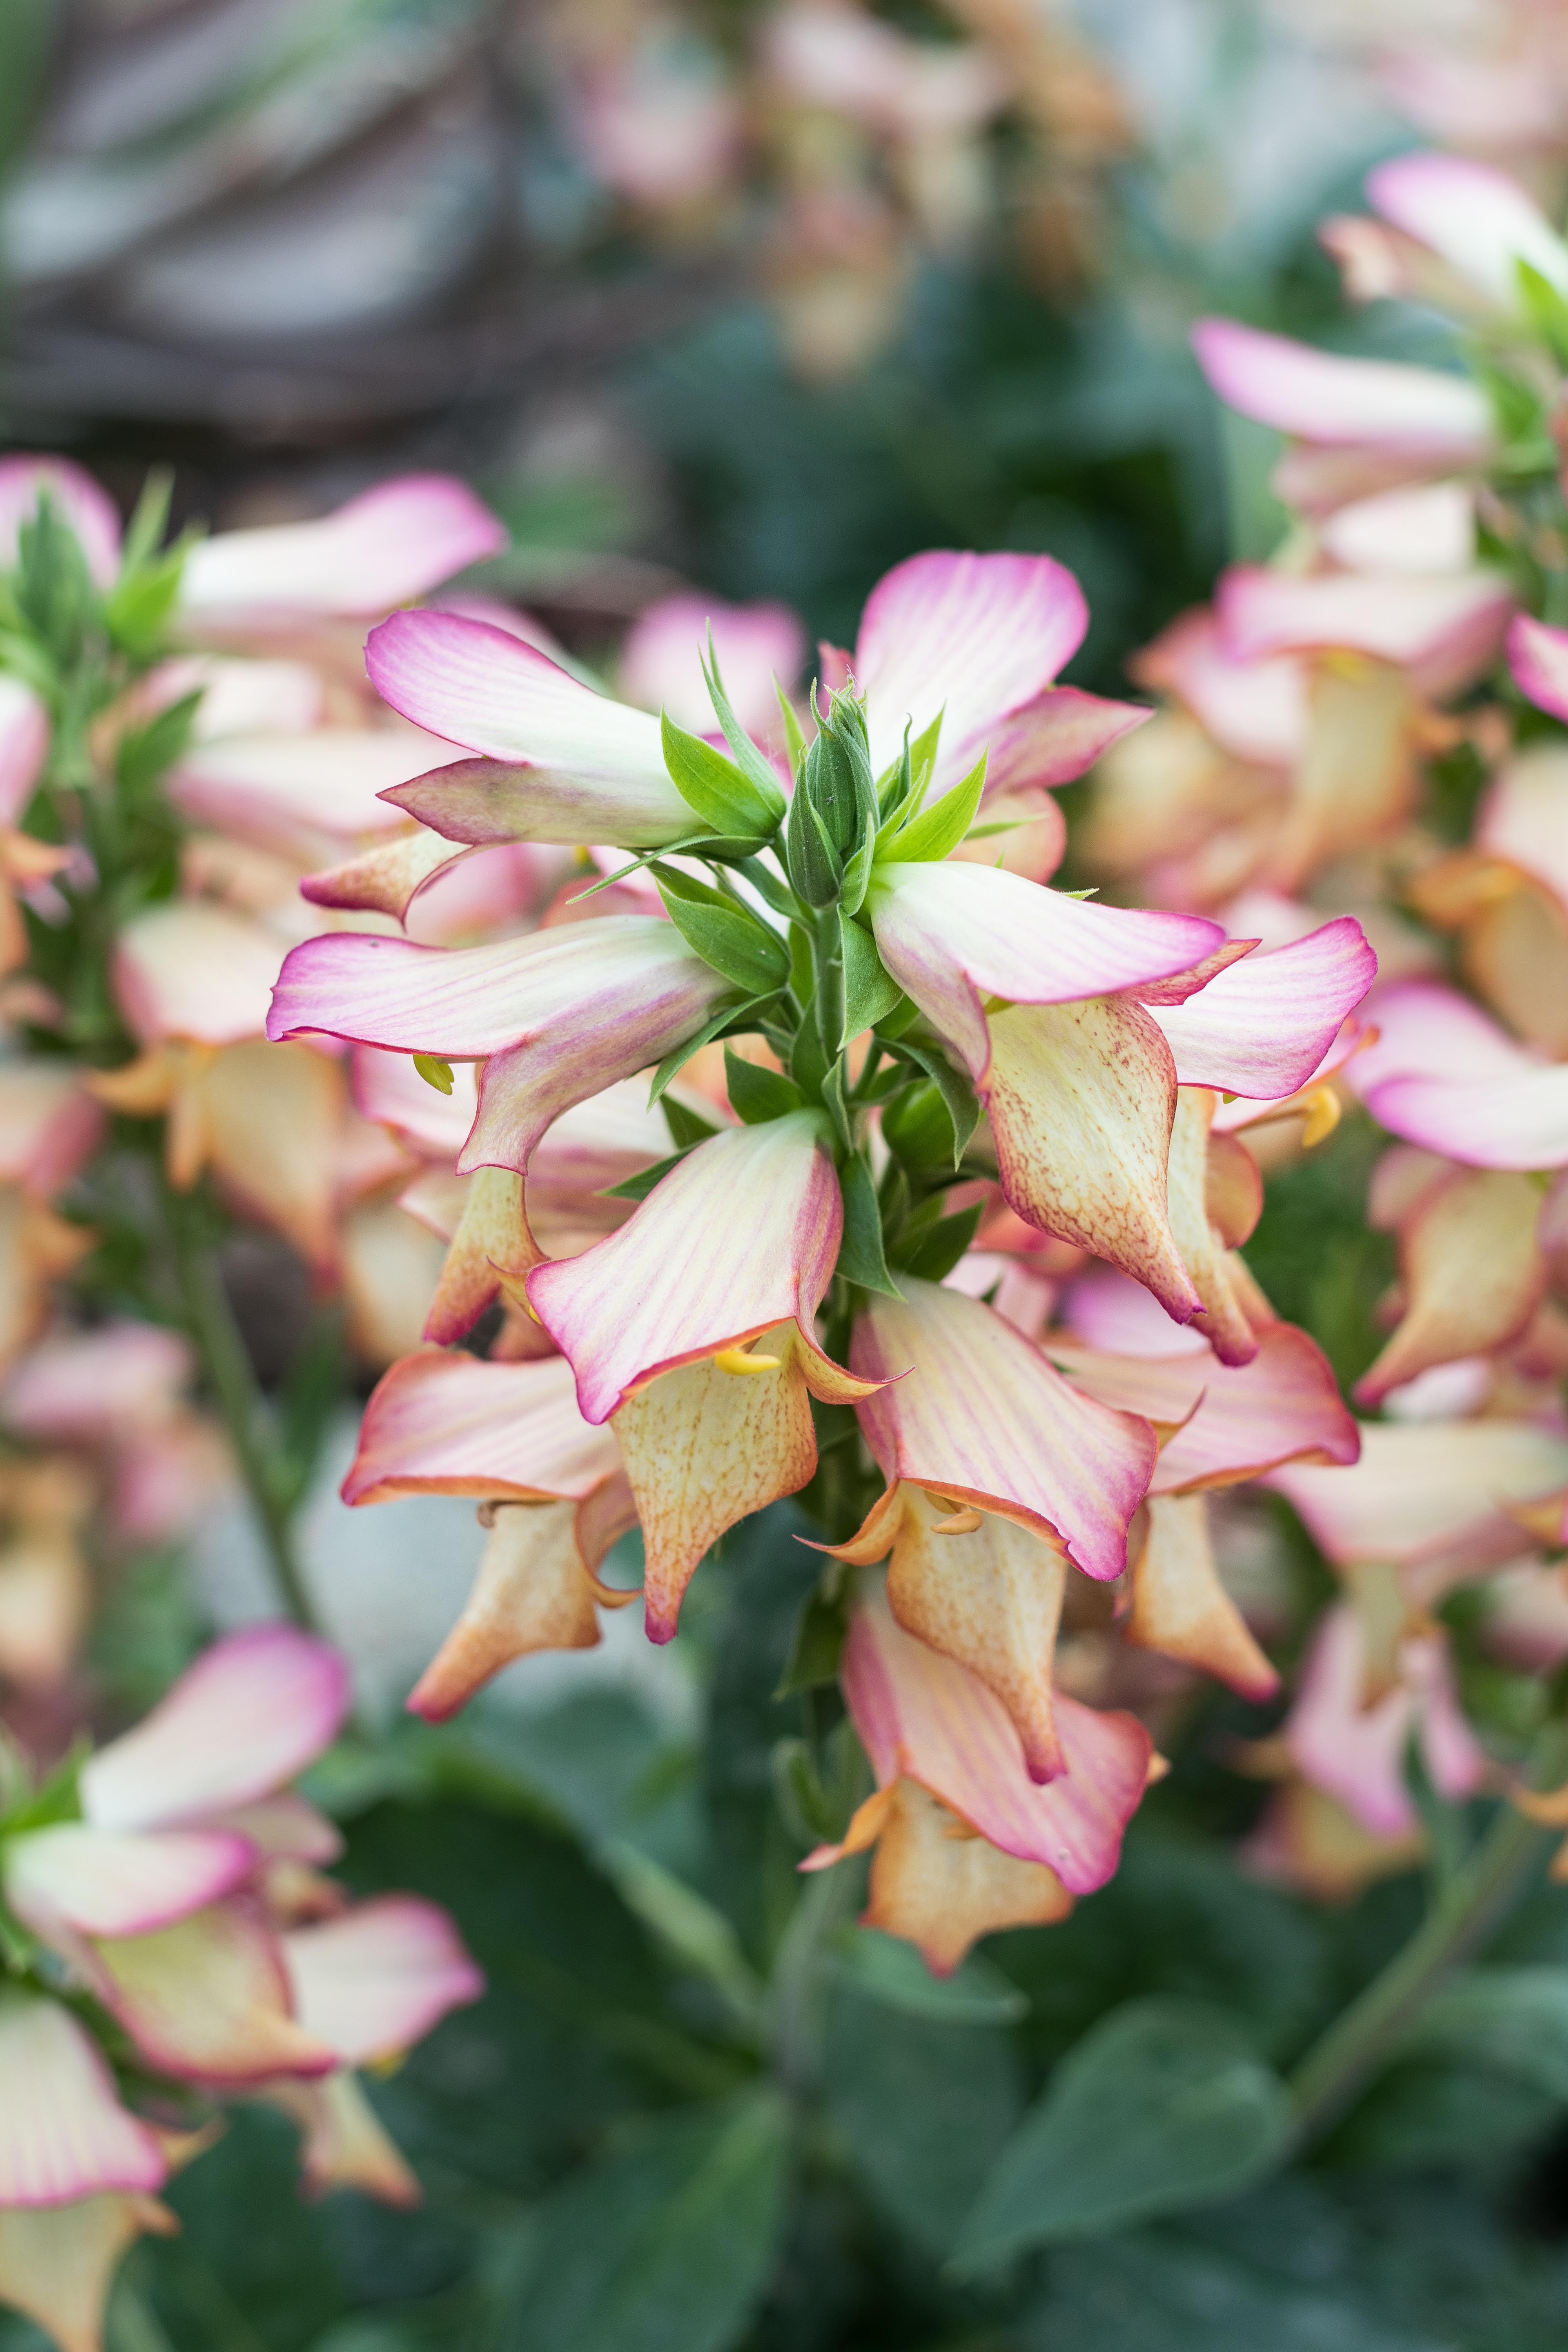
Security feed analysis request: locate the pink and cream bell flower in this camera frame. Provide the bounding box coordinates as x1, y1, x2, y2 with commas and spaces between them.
618, 592, 806, 739
1348, 979, 1568, 1172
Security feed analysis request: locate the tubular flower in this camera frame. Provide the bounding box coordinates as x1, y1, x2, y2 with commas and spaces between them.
0, 1628, 481, 2349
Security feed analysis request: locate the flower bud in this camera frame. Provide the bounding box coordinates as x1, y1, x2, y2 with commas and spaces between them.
785, 683, 878, 910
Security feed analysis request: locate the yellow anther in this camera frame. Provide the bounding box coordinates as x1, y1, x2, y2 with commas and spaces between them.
714, 1346, 782, 1376
932, 1508, 984, 1535
1299, 1085, 1342, 1149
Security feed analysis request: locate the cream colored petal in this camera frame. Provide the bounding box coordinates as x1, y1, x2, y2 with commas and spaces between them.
613, 1325, 819, 1641
862, 1778, 1073, 1976
341, 1202, 450, 1370
886, 1487, 1068, 1782
0, 2191, 176, 2352
424, 1168, 541, 1345
92, 1902, 336, 2086
197, 1042, 347, 1275
1356, 1169, 1543, 1407
1166, 1089, 1267, 1366
407, 1497, 608, 1721
987, 996, 1201, 1325
1124, 1492, 1278, 1699
266, 2071, 421, 2207
1266, 658, 1417, 891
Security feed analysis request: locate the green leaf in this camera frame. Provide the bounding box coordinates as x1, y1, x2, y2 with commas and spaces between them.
722, 1045, 804, 1124
735, 853, 799, 916
887, 1041, 981, 1166
661, 711, 778, 842
951, 1998, 1292, 2268
828, 1928, 1028, 2027
662, 1094, 721, 1150
837, 1151, 900, 1294
774, 1580, 848, 1696
702, 629, 789, 820
1517, 259, 1568, 370
648, 993, 775, 1103
104, 540, 190, 661
877, 750, 987, 866
412, 1053, 454, 1096
601, 1149, 692, 1202
876, 708, 942, 824
503, 2089, 791, 2352
891, 1198, 984, 1282
838, 916, 904, 1046
15, 494, 97, 664
820, 1054, 852, 1152
774, 678, 807, 779
116, 691, 200, 804
596, 1840, 765, 2033
1409, 1964, 1568, 2100
658, 879, 791, 996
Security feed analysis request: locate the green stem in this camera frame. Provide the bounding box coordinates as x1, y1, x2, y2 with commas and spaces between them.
166, 1195, 320, 1637
1287, 1720, 1568, 2144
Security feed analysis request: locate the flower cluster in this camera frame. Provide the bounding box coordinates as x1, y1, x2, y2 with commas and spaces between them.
0, 1625, 481, 2352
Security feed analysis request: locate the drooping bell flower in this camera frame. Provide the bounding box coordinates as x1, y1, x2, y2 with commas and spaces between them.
1354, 1146, 1546, 1406
1281, 1601, 1487, 1840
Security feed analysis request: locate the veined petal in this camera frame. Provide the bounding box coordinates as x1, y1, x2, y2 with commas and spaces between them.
301, 828, 470, 922
343, 1349, 620, 1504
982, 684, 1151, 795
619, 592, 806, 736
367, 612, 691, 846
1348, 979, 1537, 1094
849, 1279, 1155, 1578
1145, 918, 1376, 1098
282, 1897, 483, 2067
831, 1587, 1151, 1891
5, 1825, 255, 1941
853, 1778, 1073, 1976
167, 727, 450, 862
867, 860, 1221, 1081
1127, 1492, 1278, 1699
530, 1113, 853, 1424
0, 2193, 177, 2352
1059, 1261, 1208, 1356
1048, 1321, 1358, 1491
1218, 568, 1513, 697
1508, 612, 1568, 725
1356, 1169, 1544, 1406
93, 1902, 336, 2084
0, 677, 49, 828
1285, 1606, 1484, 1838
353, 1045, 477, 1156
0, 1995, 165, 2206
1477, 741, 1568, 911
1269, 1420, 1568, 1591
0, 455, 122, 587
986, 995, 1199, 1323
269, 2071, 421, 2208
1190, 319, 1495, 455
116, 903, 285, 1046
179, 477, 505, 620
1165, 1089, 1270, 1367
1369, 1066, 1568, 1170
853, 550, 1090, 790
81, 1627, 352, 1833
1368, 151, 1568, 310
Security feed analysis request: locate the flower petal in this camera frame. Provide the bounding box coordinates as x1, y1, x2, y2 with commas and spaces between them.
1145, 917, 1377, 1098
1190, 319, 1494, 455
1132, 606, 1307, 767
367, 612, 690, 844
269, 2071, 422, 2209
0, 2193, 177, 2352
1165, 1090, 1270, 1366
81, 1626, 351, 1833
343, 1348, 621, 1505
179, 477, 505, 620
1508, 612, 1568, 724
282, 1896, 483, 2067
1356, 1169, 1544, 1406
407, 1490, 627, 1720
619, 592, 806, 735
1126, 1492, 1278, 1698
0, 456, 122, 588
986, 995, 1199, 1323
1218, 568, 1514, 698
116, 903, 285, 1046
92, 1902, 337, 2084
1048, 1320, 1358, 1491
852, 550, 1090, 790
0, 1064, 105, 1198
867, 860, 1221, 1081
529, 1113, 849, 1424
300, 828, 470, 922
1367, 151, 1568, 310
850, 1278, 1155, 1578
832, 1586, 1151, 1891
0, 677, 49, 828
981, 685, 1151, 795
0, 1996, 166, 2206
167, 726, 450, 862
853, 1777, 1073, 1976
5, 1825, 255, 1941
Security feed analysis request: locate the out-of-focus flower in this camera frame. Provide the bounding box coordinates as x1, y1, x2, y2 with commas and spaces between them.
619, 593, 806, 739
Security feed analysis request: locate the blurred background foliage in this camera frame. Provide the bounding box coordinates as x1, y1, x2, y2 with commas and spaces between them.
8, 4, 1568, 2348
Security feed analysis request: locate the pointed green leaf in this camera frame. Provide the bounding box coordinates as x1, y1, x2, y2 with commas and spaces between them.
648, 993, 775, 1103
829, 1927, 1027, 2026
662, 1094, 722, 1150
723, 1046, 805, 1125
702, 629, 788, 820
821, 1055, 853, 1152
601, 1148, 693, 1202
658, 882, 791, 996
878, 750, 987, 866
889, 1041, 981, 1166
837, 1151, 900, 1295
662, 710, 779, 840
890, 1199, 985, 1282
839, 916, 904, 1047
775, 679, 807, 779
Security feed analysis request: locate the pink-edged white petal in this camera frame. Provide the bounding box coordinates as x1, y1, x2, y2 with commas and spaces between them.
1269, 1419, 1568, 1589
115, 903, 285, 1046
282, 1896, 483, 2066
850, 1278, 1156, 1579
269, 922, 727, 1176
852, 550, 1091, 791
1131, 607, 1307, 767
0, 1064, 105, 1198
0, 677, 49, 828
1218, 566, 1514, 697
1059, 1262, 1209, 1356
92, 1900, 337, 2085
1476, 742, 1568, 909
1317, 481, 1476, 575
1347, 982, 1568, 1171
1144, 917, 1376, 1098
1367, 151, 1568, 310
211, 1794, 343, 1864
352, 1045, 479, 1157
1046, 1322, 1359, 1493
827, 1587, 1151, 1891
178, 477, 505, 621
1285, 1605, 1485, 1838
619, 592, 806, 736
1190, 319, 1494, 456
1349, 980, 1534, 1094
0, 1996, 165, 2206
342, 1348, 621, 1504
1508, 612, 1568, 724
980, 685, 1150, 795
0, 456, 122, 588
4, 1825, 255, 1941
167, 726, 455, 861
529, 1112, 854, 1425
2, 1322, 191, 1443
367, 612, 692, 846
81, 1627, 352, 1833
866, 860, 1222, 1080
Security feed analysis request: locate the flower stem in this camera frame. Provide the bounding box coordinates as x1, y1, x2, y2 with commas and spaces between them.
1287, 1720, 1568, 2145
166, 1195, 321, 1637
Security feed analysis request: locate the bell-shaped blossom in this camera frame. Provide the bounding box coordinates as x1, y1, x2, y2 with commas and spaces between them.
619, 593, 806, 737
1356, 1150, 1545, 1406
803, 1586, 1152, 1972
1216, 566, 1513, 704
1349, 979, 1568, 1170
1283, 1603, 1486, 1840
0, 1996, 167, 2208
269, 919, 731, 1179
176, 477, 506, 629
